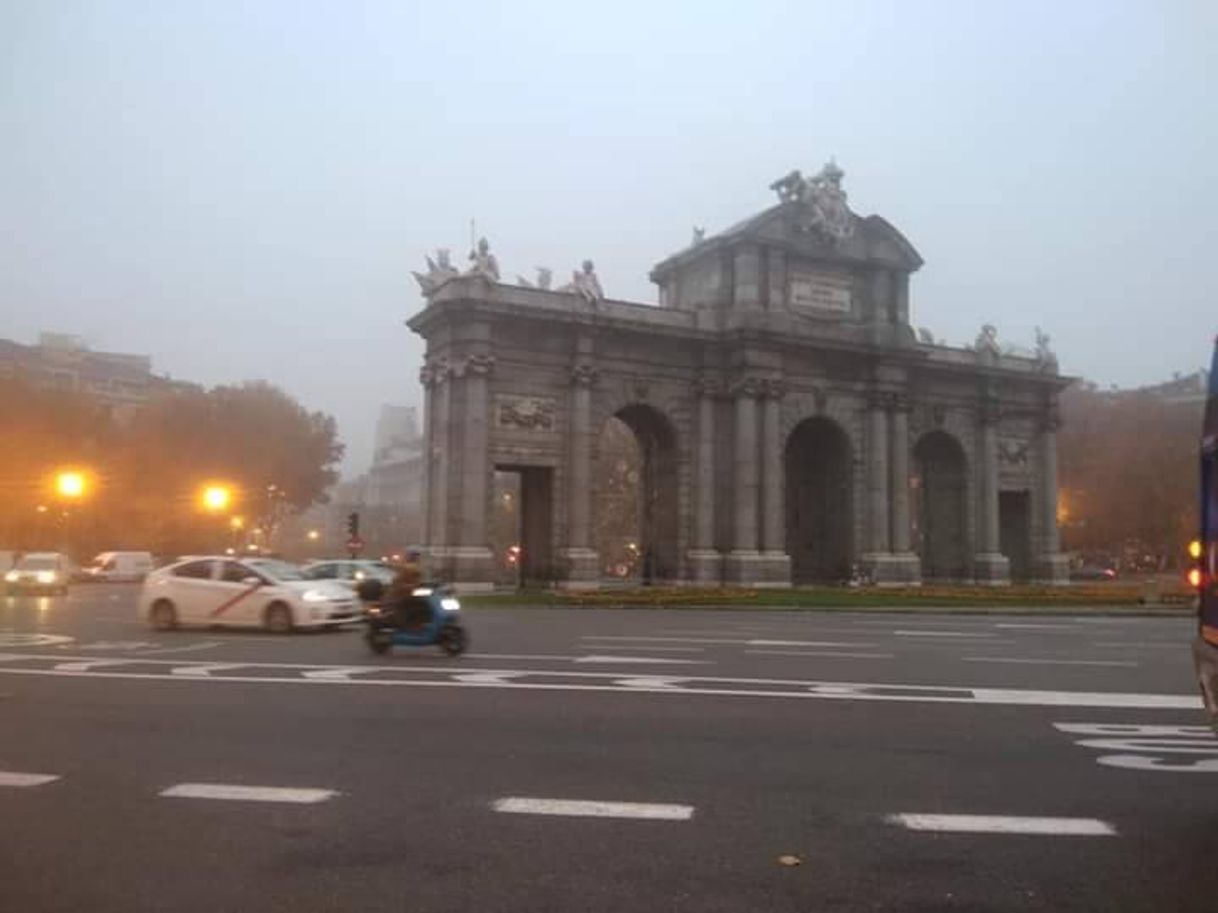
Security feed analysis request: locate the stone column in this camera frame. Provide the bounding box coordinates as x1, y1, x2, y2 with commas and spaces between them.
560, 362, 600, 588
758, 379, 792, 586
450, 353, 496, 589
725, 378, 762, 583
687, 377, 722, 583
419, 361, 437, 549
865, 392, 891, 556
973, 398, 1011, 584
426, 359, 451, 556
885, 394, 921, 584
1035, 405, 1069, 584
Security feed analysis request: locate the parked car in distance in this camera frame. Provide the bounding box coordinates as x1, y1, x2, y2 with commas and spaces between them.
81, 551, 155, 583
301, 559, 396, 590
5, 552, 72, 596
139, 555, 360, 633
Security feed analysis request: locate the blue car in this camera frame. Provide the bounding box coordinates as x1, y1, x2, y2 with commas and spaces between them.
357, 580, 468, 657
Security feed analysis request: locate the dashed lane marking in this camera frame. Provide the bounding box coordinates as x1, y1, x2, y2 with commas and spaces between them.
493, 797, 694, 820
886, 814, 1117, 836
745, 650, 896, 659
160, 783, 336, 804
893, 630, 998, 638
0, 633, 74, 648
963, 657, 1139, 668
0, 771, 60, 788
572, 655, 708, 665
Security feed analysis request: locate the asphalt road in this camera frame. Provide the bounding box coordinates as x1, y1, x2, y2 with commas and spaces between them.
2, 584, 1216, 912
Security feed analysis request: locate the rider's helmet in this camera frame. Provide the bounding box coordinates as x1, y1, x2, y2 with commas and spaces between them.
404, 546, 423, 563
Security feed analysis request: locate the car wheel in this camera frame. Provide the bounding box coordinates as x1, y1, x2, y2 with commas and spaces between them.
367, 629, 392, 655
150, 600, 178, 631
264, 602, 294, 634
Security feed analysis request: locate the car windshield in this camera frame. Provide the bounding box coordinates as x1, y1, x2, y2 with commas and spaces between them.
18, 556, 59, 570
245, 558, 306, 582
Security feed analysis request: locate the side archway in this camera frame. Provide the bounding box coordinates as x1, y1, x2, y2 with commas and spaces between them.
594, 403, 680, 582
785, 417, 854, 583
913, 430, 969, 580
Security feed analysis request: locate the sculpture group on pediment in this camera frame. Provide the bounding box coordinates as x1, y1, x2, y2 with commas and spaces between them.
769, 159, 854, 245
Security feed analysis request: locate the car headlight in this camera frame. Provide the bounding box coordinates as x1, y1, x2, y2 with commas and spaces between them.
440, 597, 461, 612
302, 589, 329, 602
37, 571, 57, 584
4, 571, 17, 582
412, 587, 433, 597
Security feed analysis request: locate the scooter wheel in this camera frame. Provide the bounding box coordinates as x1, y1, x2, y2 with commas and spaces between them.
367, 630, 393, 655
438, 624, 467, 657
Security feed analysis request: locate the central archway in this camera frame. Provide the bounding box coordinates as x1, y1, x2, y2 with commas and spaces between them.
785, 417, 854, 583
594, 404, 679, 583
913, 431, 969, 581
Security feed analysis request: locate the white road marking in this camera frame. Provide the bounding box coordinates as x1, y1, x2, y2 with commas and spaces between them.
963, 657, 1138, 668
567, 645, 705, 653
994, 623, 1078, 630
747, 639, 876, 648
161, 783, 336, 804
53, 659, 134, 672
301, 667, 374, 680
170, 664, 244, 677
573, 655, 707, 665
0, 655, 1202, 709
1055, 721, 1218, 773
1093, 642, 1184, 649
886, 814, 1116, 836
894, 630, 997, 638
137, 642, 222, 656
0, 771, 60, 788
75, 641, 159, 651
0, 633, 74, 648
614, 676, 685, 689
581, 636, 743, 645
493, 797, 693, 820
745, 650, 895, 659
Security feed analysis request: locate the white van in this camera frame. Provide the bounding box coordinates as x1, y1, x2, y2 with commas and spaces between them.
84, 551, 155, 583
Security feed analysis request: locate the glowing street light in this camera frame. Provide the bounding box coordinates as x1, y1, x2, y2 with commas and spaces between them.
230, 516, 245, 531
56, 471, 87, 500
307, 529, 320, 541
201, 485, 232, 514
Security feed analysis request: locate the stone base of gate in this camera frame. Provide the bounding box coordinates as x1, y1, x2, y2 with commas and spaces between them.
972, 552, 1012, 586
723, 550, 791, 587
558, 548, 601, 590
1033, 553, 1071, 586
685, 549, 724, 584
437, 546, 497, 593
862, 552, 922, 587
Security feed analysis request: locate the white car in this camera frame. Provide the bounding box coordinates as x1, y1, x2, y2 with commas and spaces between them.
139, 556, 359, 633
301, 559, 396, 590
5, 552, 71, 596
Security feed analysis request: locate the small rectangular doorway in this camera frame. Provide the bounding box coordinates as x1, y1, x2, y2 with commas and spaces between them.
999, 490, 1032, 583
493, 465, 554, 588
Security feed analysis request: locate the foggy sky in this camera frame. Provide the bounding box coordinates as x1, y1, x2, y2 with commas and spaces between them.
3, 1, 1215, 475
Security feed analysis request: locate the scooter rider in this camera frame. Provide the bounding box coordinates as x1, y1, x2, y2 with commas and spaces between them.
386, 547, 426, 628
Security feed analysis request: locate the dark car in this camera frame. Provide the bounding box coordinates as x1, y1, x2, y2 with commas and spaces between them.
1070, 563, 1118, 581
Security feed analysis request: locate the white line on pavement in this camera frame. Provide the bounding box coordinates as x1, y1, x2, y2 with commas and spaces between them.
160, 783, 336, 804
994, 624, 1078, 630
137, 642, 222, 656
0, 771, 60, 788
747, 639, 876, 648
580, 636, 743, 644
170, 664, 245, 677
301, 667, 375, 680
573, 656, 708, 665
1093, 643, 1184, 649
745, 650, 896, 659
566, 645, 706, 653
893, 631, 998, 638
493, 797, 694, 820
963, 657, 1138, 667
52, 659, 134, 672
886, 814, 1117, 836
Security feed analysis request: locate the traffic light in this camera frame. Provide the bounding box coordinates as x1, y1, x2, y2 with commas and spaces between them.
346, 511, 360, 539
1189, 539, 1204, 590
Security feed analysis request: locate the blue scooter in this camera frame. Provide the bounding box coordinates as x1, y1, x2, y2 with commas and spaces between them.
356, 579, 469, 657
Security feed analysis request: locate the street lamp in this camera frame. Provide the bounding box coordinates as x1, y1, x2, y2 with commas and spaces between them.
201, 485, 232, 514
307, 529, 320, 541
56, 471, 87, 500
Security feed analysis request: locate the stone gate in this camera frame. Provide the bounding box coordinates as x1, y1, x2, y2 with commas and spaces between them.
408, 163, 1070, 590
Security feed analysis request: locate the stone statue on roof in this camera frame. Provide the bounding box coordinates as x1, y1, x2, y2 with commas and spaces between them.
770, 159, 854, 245
1034, 326, 1058, 371
466, 237, 500, 282
559, 259, 605, 304
412, 248, 460, 296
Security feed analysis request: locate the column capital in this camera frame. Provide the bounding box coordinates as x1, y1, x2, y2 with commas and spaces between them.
890, 392, 914, 414
454, 353, 496, 378
570, 362, 600, 387
730, 376, 764, 399
867, 389, 895, 412
696, 375, 723, 399
419, 358, 450, 388
760, 378, 787, 401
